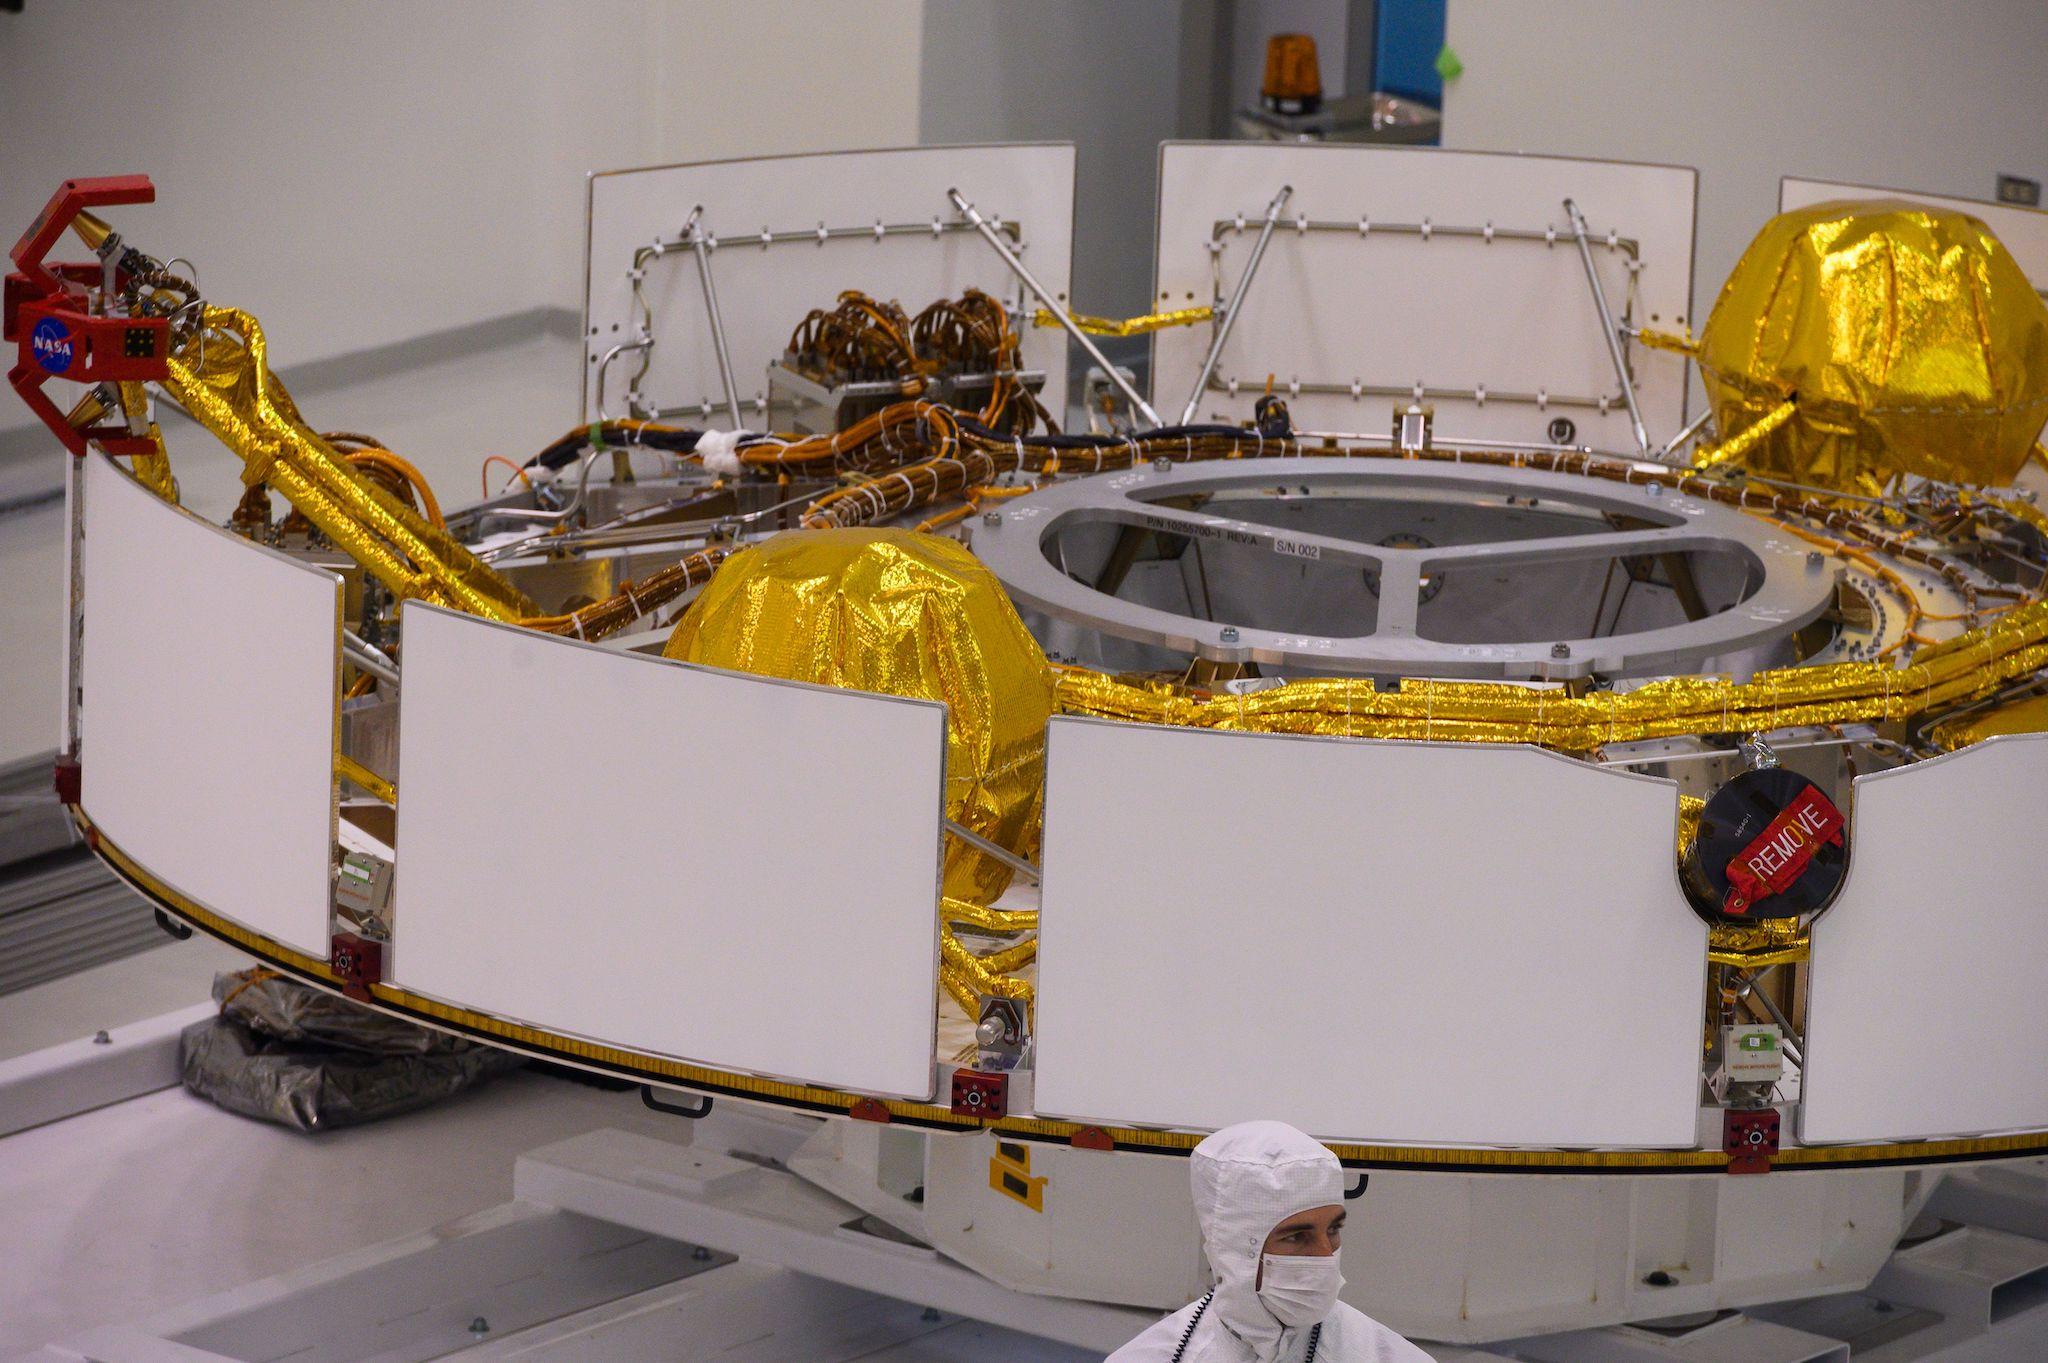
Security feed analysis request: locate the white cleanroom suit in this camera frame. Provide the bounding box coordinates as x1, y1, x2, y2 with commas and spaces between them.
1107, 1121, 1434, 1362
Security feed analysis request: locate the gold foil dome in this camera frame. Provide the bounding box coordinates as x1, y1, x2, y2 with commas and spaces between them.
665, 528, 1054, 903
1696, 200, 2048, 491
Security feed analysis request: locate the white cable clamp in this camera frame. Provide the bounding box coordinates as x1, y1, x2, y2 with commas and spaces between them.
697, 428, 747, 476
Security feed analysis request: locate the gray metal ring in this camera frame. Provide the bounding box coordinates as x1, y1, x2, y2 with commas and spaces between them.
972, 457, 1837, 681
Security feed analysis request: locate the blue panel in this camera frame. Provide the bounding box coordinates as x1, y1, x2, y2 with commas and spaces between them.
1375, 0, 1447, 106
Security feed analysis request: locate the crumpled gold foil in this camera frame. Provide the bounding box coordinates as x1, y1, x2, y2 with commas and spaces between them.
665, 528, 1055, 905
112, 382, 179, 504
1056, 591, 2048, 747
1929, 693, 2048, 751
1696, 200, 2048, 491
1707, 917, 1810, 968
1032, 306, 1213, 337
163, 308, 534, 620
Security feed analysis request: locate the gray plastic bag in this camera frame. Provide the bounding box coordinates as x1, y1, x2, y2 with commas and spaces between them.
179, 970, 522, 1131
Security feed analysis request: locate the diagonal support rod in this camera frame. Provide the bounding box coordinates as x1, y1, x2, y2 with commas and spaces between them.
1563, 197, 1650, 456
948, 187, 1162, 427
1182, 185, 1293, 425
685, 210, 747, 432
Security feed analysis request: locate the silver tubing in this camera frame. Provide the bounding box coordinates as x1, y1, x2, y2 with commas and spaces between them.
1737, 967, 1804, 1069
947, 187, 1162, 427
944, 818, 1042, 884
1656, 406, 1714, 465
1182, 184, 1293, 425
342, 630, 400, 688
479, 445, 601, 527
1563, 198, 1650, 456
689, 224, 747, 431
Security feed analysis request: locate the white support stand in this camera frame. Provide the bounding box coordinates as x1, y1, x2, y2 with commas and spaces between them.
0, 1002, 212, 1138
512, 1128, 1152, 1352
17, 1112, 2048, 1363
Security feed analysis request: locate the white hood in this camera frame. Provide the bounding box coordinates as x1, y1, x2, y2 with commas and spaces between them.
1190, 1120, 1345, 1357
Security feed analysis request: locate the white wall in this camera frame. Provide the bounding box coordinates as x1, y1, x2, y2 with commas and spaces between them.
1440, 0, 2048, 329
0, 0, 923, 765
0, 0, 922, 415
919, 0, 1193, 320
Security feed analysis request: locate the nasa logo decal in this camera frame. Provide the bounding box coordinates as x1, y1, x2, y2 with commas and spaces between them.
30, 317, 75, 374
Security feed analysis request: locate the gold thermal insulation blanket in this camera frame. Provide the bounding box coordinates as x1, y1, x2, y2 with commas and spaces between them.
163, 308, 535, 621
665, 529, 1055, 903
1695, 200, 2048, 492
1929, 692, 2048, 751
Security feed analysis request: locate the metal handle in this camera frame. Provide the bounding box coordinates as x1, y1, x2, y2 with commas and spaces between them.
641, 1086, 715, 1120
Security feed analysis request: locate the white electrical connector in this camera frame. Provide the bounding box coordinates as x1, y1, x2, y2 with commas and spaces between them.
696, 428, 747, 476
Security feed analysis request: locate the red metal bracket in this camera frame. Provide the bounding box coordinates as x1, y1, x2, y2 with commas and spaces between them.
52, 756, 81, 806
330, 931, 384, 1003
849, 1097, 893, 1124
6, 177, 168, 457
1724, 1107, 1780, 1175
950, 1068, 1009, 1120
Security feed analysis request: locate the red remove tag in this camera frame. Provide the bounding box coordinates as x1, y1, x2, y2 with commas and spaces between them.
1723, 784, 1843, 916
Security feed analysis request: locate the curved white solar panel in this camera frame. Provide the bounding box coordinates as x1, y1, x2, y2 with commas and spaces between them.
1032, 718, 1705, 1147
1154, 142, 1697, 449
583, 144, 1075, 424
389, 604, 947, 1099
1801, 734, 2048, 1143
78, 451, 341, 957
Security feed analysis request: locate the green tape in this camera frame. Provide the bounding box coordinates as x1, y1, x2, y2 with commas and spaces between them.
587, 421, 607, 451
1435, 45, 1464, 83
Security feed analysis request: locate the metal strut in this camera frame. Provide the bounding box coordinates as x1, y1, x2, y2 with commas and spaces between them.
1563, 198, 1650, 456
686, 215, 747, 432
947, 187, 1163, 428
1182, 185, 1293, 425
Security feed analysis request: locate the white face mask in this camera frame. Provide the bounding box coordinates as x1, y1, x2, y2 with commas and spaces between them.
1257, 1252, 1344, 1328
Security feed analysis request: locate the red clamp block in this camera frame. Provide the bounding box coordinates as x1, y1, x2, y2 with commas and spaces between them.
330, 931, 383, 1003
5, 176, 168, 457
52, 756, 81, 806
950, 1068, 1009, 1120
1724, 1108, 1780, 1175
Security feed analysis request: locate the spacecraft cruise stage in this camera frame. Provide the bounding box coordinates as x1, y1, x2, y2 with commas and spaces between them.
15, 143, 2048, 1360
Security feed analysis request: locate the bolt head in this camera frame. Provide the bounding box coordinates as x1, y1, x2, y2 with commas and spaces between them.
1152, 456, 1172, 473
92, 1029, 111, 1045
1806, 550, 1824, 568
1550, 642, 1571, 658
982, 511, 1001, 527
469, 1317, 490, 1336
1219, 626, 1240, 643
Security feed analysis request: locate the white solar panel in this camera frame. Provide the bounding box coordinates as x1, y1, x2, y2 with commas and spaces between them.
79, 451, 341, 957
1032, 717, 1706, 1147
1801, 734, 2048, 1143
390, 604, 948, 1099
1153, 142, 1697, 449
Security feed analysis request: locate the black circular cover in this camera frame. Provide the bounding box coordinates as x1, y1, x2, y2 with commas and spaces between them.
1683, 767, 1848, 924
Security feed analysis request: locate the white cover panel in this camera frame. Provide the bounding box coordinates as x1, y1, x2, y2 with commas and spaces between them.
1801, 735, 2048, 1143
79, 452, 340, 956
1154, 143, 1696, 449
1781, 177, 2048, 292
583, 144, 1075, 422
390, 604, 947, 1099
1032, 718, 1705, 1146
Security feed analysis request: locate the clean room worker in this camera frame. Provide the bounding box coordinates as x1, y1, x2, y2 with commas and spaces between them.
1107, 1120, 1434, 1362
